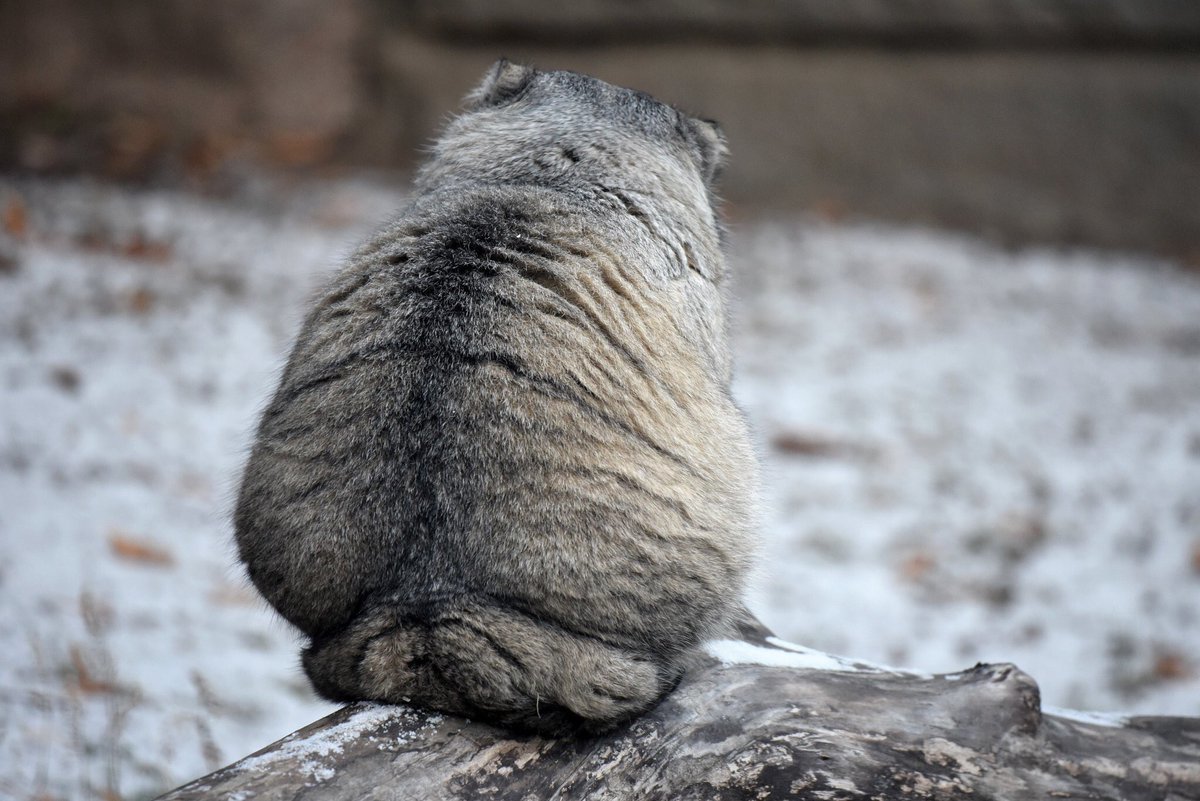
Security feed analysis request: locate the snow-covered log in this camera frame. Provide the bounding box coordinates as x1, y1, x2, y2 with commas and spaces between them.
156, 617, 1199, 800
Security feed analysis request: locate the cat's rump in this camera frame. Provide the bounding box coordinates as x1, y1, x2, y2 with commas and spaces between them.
301, 597, 680, 736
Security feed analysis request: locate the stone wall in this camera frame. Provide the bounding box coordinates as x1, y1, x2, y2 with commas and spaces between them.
3, 0, 1198, 257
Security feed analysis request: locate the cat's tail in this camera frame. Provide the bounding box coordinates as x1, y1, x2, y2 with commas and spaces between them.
301, 600, 679, 736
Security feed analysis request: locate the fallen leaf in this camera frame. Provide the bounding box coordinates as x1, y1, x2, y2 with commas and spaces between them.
3, 195, 28, 238
184, 132, 238, 181
69, 645, 118, 694
810, 197, 849, 223
771, 430, 877, 461
772, 431, 843, 458
75, 228, 112, 252
122, 232, 171, 262
1154, 651, 1191, 681
266, 131, 333, 167
105, 114, 168, 178
209, 584, 258, 606
898, 553, 936, 582
108, 530, 174, 566
128, 287, 155, 314
49, 365, 81, 393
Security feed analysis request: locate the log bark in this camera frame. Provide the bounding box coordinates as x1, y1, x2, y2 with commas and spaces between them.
157, 618, 1200, 800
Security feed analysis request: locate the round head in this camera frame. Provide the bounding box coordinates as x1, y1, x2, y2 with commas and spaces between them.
416, 61, 736, 384
417, 60, 728, 213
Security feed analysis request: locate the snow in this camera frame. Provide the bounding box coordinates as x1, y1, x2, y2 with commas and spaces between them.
1042, 706, 1131, 729
708, 639, 853, 671
234, 703, 442, 786
1, 176, 1197, 799
706, 638, 926, 676
733, 219, 1200, 722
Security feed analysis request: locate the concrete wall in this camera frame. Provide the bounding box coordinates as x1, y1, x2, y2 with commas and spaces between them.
3, 0, 1198, 257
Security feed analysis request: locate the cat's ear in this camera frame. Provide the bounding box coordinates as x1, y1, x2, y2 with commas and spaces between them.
684, 117, 729, 186
466, 58, 536, 110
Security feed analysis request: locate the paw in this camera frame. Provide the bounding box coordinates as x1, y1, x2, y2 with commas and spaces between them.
556, 651, 664, 722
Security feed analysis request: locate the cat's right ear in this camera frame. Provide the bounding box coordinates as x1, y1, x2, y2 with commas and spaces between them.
684, 117, 729, 186
465, 59, 535, 109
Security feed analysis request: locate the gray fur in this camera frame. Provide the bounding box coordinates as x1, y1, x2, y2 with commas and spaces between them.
234, 61, 758, 736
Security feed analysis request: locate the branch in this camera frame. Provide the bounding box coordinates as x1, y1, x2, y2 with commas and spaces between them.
156, 618, 1200, 800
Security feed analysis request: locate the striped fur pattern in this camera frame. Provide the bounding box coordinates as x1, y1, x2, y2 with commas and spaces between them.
235, 61, 758, 735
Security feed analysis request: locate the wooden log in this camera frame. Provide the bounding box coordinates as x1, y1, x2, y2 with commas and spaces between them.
157, 618, 1200, 800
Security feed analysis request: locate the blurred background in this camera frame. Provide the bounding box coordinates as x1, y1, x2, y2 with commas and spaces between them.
2, 1, 1199, 799
4, 0, 1200, 256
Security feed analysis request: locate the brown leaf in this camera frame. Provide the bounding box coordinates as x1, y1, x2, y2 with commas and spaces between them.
69, 645, 118, 694
108, 530, 174, 567
1154, 651, 1191, 681
1191, 541, 1200, 575
184, 132, 238, 181
105, 114, 168, 178
122, 233, 171, 262
3, 195, 28, 238
209, 583, 258, 606
73, 226, 171, 264
771, 430, 877, 461
772, 431, 842, 458
128, 287, 155, 314
75, 228, 112, 252
49, 365, 81, 393
898, 553, 936, 582
810, 197, 849, 223
266, 131, 334, 167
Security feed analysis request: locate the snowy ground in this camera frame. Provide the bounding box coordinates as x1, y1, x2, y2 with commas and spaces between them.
1, 177, 1197, 800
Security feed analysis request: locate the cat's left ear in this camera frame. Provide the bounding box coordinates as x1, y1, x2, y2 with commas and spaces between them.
465, 58, 536, 110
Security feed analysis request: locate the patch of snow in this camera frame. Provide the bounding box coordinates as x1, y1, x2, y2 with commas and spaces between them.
707, 638, 929, 676
708, 640, 852, 671
1043, 706, 1131, 728
241, 704, 411, 765
2, 177, 1197, 800
233, 703, 438, 784
765, 637, 930, 677
734, 219, 1200, 720
0, 177, 404, 801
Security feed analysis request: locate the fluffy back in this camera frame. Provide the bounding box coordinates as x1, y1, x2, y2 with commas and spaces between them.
234, 61, 757, 735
